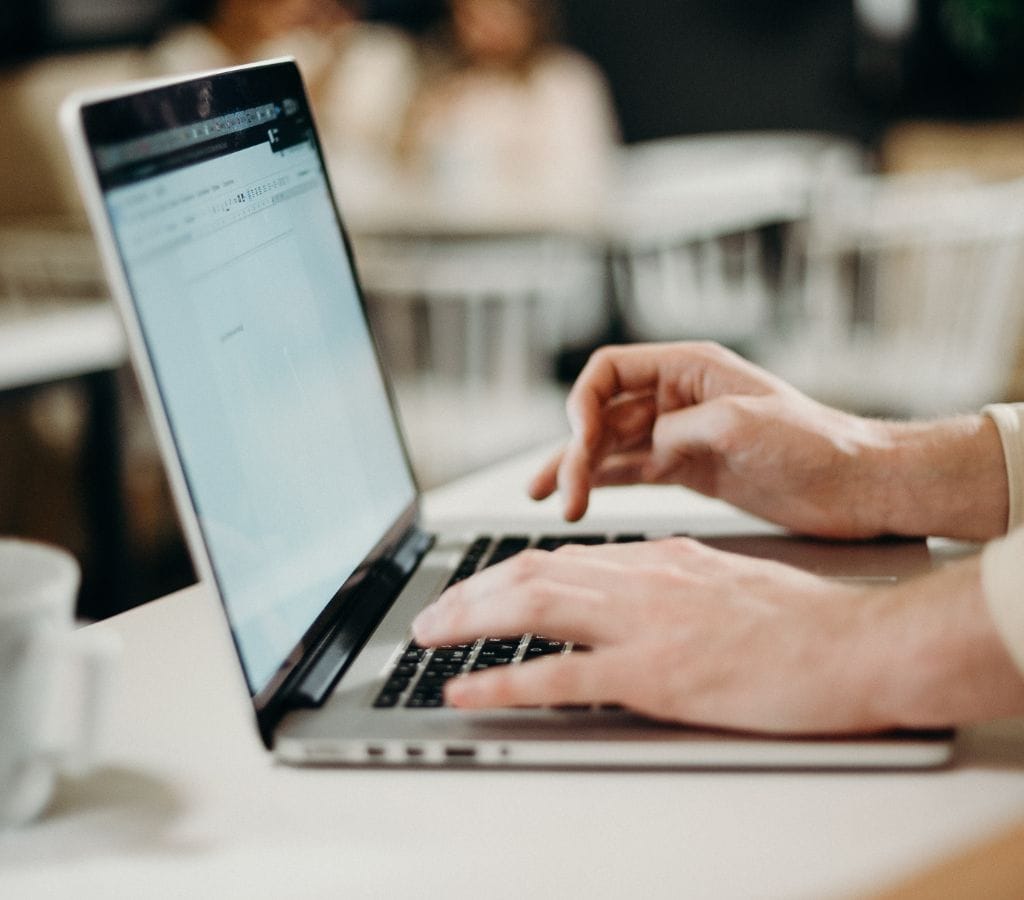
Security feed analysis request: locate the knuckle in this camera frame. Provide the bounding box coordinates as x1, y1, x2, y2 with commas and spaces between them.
693, 339, 722, 356
706, 398, 750, 454
538, 659, 579, 698
653, 536, 702, 562
553, 543, 586, 557
485, 672, 519, 707
636, 562, 688, 598
691, 340, 730, 365
589, 345, 616, 368
519, 579, 561, 619
508, 549, 546, 582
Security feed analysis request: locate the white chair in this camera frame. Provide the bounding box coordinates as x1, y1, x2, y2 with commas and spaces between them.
0, 223, 108, 306
0, 223, 126, 388
758, 173, 1024, 416
610, 132, 865, 348
351, 232, 605, 486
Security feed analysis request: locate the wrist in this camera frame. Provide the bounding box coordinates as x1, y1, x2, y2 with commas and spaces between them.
858, 557, 1024, 729
870, 416, 1009, 540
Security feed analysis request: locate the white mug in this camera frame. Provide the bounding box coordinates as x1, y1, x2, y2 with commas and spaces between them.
0, 539, 118, 827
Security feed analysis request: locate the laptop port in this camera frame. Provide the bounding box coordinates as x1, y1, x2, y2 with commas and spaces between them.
444, 745, 476, 760
405, 745, 424, 758
366, 745, 386, 759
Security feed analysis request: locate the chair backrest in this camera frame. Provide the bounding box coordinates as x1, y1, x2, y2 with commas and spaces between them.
0, 224, 107, 307
353, 232, 605, 391
780, 173, 1024, 415
609, 132, 865, 347
351, 232, 604, 484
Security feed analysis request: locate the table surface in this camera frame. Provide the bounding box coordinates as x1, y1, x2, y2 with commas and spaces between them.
0, 299, 125, 392
3, 448, 1024, 900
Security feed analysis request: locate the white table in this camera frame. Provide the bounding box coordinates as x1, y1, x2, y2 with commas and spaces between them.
2, 449, 1024, 899
0, 300, 125, 393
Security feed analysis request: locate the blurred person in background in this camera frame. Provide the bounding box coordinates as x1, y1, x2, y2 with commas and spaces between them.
149, 0, 417, 204
398, 0, 619, 230
2, 0, 416, 218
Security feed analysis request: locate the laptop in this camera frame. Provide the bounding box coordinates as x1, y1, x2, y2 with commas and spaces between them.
61, 59, 953, 769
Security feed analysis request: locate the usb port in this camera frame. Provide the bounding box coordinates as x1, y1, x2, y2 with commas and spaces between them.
444, 746, 476, 760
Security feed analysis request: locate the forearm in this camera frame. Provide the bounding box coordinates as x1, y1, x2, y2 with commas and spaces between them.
855, 554, 1024, 729
868, 415, 1009, 541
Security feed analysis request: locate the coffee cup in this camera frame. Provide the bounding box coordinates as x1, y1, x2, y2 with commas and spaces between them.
0, 539, 118, 827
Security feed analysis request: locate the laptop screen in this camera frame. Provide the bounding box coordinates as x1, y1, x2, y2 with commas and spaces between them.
81, 63, 417, 695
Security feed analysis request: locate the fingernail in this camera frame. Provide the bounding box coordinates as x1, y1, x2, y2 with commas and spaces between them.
445, 675, 474, 707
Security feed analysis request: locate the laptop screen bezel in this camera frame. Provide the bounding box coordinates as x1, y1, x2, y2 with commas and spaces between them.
68, 59, 424, 716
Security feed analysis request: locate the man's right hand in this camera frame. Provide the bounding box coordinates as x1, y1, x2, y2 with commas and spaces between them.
530, 342, 1008, 541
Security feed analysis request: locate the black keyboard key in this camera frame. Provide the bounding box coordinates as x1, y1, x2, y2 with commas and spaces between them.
406, 694, 444, 708
446, 537, 493, 587
383, 674, 412, 693
523, 637, 565, 659
536, 534, 607, 551
373, 692, 401, 708
429, 647, 471, 664
476, 639, 520, 664
485, 536, 530, 567
482, 638, 520, 652
420, 666, 460, 680
614, 533, 646, 543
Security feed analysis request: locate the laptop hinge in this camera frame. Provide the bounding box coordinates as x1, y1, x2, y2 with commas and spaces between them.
278, 526, 434, 713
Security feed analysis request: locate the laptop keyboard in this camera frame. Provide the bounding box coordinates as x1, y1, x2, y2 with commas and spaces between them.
373, 533, 645, 710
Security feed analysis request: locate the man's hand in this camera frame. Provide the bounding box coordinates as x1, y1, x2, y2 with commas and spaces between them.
411, 539, 1024, 733
531, 342, 1008, 541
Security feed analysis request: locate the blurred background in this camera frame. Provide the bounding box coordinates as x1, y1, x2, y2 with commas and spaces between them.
3, 0, 1024, 619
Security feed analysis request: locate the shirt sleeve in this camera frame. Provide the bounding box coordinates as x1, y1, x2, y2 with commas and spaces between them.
982, 527, 1024, 674
981, 403, 1024, 673
983, 403, 1024, 531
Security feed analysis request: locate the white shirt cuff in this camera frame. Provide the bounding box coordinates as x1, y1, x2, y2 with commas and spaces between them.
982, 528, 1024, 676
983, 403, 1024, 532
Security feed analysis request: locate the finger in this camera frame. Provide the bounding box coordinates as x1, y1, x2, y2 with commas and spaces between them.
413, 539, 717, 648
528, 447, 565, 501
413, 579, 612, 648
555, 440, 592, 522
555, 346, 667, 521
417, 547, 645, 642
588, 449, 654, 488
555, 393, 658, 520
444, 651, 626, 710
555, 535, 708, 568
565, 346, 664, 452
462, 547, 634, 598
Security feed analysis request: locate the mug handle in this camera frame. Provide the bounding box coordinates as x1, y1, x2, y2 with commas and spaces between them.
35, 627, 121, 774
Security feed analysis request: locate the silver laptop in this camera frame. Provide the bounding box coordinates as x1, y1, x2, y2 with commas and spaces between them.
62, 59, 952, 769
